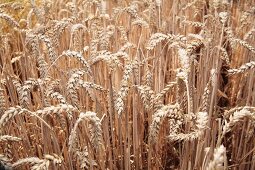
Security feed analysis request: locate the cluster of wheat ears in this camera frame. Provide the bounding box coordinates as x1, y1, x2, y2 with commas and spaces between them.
0, 0, 254, 169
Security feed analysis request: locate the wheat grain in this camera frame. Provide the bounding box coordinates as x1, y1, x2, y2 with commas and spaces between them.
0, 12, 20, 28
0, 106, 23, 132
228, 60, 255, 75
0, 154, 12, 170
67, 69, 85, 106
206, 145, 226, 170
38, 34, 57, 64
244, 27, 255, 40
223, 108, 254, 135
0, 135, 21, 142
168, 112, 208, 141
149, 103, 182, 144
136, 85, 155, 111
12, 154, 63, 169
61, 50, 92, 76
235, 39, 255, 54
68, 111, 103, 152
146, 33, 169, 50
182, 20, 205, 28
0, 88, 6, 116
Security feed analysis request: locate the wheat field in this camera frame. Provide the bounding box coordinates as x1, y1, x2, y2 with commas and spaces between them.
0, 0, 254, 169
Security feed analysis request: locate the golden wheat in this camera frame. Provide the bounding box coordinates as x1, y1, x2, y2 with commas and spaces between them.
0, 0, 255, 169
